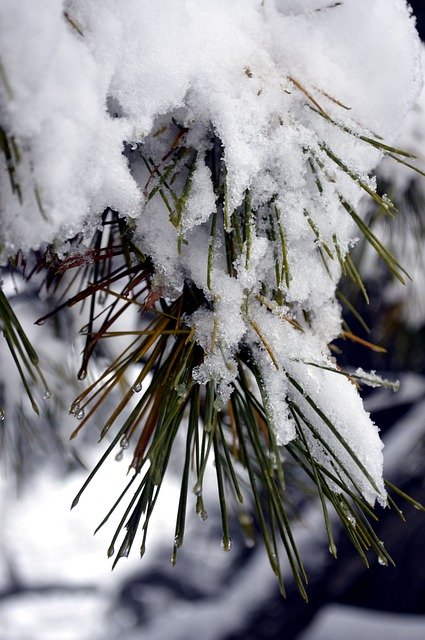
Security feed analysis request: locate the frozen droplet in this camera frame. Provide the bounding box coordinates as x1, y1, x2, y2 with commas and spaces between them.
133, 382, 142, 393
115, 450, 124, 462
43, 389, 52, 400
130, 143, 138, 151
378, 555, 388, 566
120, 436, 130, 450
221, 537, 233, 552
76, 408, 85, 420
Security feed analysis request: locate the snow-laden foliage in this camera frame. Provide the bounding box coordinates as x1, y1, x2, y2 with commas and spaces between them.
0, 0, 423, 567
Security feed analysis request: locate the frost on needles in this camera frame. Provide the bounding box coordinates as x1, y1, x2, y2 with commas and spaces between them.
0, 1, 423, 543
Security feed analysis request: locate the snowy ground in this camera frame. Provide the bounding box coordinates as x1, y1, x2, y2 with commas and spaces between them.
299, 605, 425, 640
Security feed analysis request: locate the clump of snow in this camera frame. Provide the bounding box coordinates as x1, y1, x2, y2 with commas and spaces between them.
0, 0, 423, 505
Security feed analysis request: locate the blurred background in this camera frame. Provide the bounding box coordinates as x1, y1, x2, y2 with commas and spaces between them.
1, 3, 425, 639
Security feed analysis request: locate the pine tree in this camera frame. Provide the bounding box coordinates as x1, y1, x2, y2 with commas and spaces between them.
0, 0, 424, 598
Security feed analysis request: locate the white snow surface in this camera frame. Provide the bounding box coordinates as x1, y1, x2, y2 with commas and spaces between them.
0, 0, 421, 247
0, 0, 423, 506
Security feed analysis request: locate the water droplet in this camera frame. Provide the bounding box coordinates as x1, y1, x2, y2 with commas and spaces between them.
133, 382, 142, 393
0, 409, 5, 421
130, 143, 138, 151
195, 494, 207, 520
340, 502, 356, 526
193, 482, 202, 496
197, 509, 208, 522
69, 401, 79, 415
115, 450, 124, 462
378, 555, 388, 566
174, 535, 183, 548
36, 318, 46, 326
221, 537, 233, 552
76, 408, 85, 420
120, 436, 130, 450
43, 389, 52, 400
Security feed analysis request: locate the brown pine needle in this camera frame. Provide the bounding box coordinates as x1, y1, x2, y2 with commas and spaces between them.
289, 76, 330, 118
341, 331, 387, 353
250, 320, 280, 369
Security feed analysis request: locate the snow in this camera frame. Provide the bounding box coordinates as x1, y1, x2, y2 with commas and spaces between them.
0, 0, 141, 251
299, 605, 425, 640
0, 1, 423, 516
0, 456, 177, 587
0, 0, 421, 247
0, 591, 110, 640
